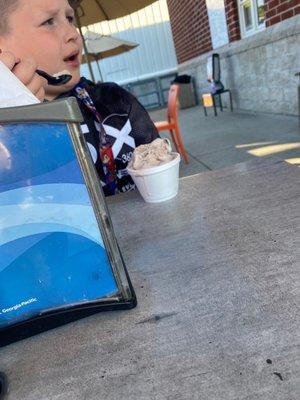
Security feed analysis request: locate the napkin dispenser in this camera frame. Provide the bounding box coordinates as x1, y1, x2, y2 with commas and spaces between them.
0, 98, 136, 346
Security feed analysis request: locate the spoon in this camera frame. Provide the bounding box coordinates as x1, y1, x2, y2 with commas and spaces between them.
36, 69, 72, 86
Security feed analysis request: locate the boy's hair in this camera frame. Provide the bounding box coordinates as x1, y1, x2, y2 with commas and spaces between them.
0, 0, 20, 35
0, 1, 76, 35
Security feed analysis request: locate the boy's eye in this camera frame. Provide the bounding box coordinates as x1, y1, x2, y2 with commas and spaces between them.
42, 18, 54, 26
67, 15, 75, 24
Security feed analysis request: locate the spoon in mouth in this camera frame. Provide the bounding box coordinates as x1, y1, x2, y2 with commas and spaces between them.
36, 69, 72, 86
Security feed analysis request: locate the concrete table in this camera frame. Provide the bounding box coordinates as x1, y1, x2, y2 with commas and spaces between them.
0, 158, 299, 400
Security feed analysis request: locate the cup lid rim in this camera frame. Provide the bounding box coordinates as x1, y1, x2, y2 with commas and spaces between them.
127, 152, 180, 175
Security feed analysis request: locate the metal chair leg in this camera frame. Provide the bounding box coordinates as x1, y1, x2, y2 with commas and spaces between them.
213, 97, 217, 116
204, 106, 207, 116
174, 125, 189, 164
169, 129, 180, 154
229, 90, 233, 112
219, 94, 223, 112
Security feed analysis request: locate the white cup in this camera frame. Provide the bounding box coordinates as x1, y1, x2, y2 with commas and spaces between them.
127, 152, 181, 203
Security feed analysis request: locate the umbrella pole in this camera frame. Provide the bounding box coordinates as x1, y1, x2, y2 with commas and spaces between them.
95, 57, 104, 82
75, 11, 96, 83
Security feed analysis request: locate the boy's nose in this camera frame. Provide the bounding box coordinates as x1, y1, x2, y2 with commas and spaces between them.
64, 24, 80, 43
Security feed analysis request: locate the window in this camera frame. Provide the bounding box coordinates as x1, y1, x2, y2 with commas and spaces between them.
237, 0, 266, 37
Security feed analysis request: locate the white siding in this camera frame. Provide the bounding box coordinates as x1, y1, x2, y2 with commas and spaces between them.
80, 0, 178, 84
206, 0, 229, 49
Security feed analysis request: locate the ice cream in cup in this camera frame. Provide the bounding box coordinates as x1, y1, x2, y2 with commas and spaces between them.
127, 138, 181, 203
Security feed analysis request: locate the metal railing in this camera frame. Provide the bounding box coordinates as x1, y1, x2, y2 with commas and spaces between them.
122, 72, 177, 109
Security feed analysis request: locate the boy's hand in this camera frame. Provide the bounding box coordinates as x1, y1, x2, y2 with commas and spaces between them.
0, 51, 47, 102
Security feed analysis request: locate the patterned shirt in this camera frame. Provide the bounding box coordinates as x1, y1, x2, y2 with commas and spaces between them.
58, 77, 159, 196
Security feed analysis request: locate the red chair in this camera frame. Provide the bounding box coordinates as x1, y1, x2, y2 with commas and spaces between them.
154, 85, 189, 164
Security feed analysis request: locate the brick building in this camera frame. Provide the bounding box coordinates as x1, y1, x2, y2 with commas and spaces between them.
166, 0, 300, 115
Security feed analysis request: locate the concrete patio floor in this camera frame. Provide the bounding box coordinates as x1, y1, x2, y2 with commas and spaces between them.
149, 106, 300, 177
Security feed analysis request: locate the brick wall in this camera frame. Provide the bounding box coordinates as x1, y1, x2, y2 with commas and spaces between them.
265, 0, 300, 27
224, 0, 241, 42
166, 0, 212, 64
167, 0, 299, 65
177, 15, 299, 115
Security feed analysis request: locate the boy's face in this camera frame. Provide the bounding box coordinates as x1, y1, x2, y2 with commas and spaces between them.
0, 0, 83, 98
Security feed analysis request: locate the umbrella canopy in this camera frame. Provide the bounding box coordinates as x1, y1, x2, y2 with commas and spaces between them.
83, 31, 139, 62
70, 0, 155, 81
70, 0, 156, 27
82, 31, 139, 81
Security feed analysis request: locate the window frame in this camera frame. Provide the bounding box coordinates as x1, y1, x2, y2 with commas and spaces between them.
237, 0, 266, 38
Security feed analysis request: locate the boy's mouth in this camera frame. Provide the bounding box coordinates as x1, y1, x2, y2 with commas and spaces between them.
63, 51, 80, 67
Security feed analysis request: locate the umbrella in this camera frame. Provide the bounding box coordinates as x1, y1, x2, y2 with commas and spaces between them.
83, 31, 139, 81
70, 0, 156, 27
70, 0, 156, 81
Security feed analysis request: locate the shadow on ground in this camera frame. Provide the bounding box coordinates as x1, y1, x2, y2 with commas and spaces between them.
149, 106, 300, 177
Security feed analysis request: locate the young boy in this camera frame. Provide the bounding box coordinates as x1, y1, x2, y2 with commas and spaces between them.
0, 0, 159, 195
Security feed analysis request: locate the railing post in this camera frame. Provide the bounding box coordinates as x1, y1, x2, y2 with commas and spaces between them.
296, 72, 300, 135
156, 77, 165, 107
